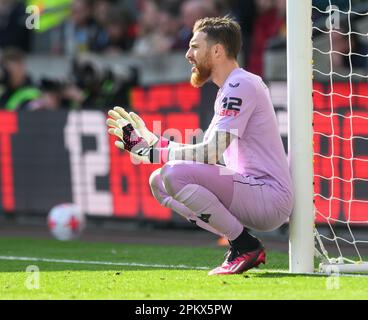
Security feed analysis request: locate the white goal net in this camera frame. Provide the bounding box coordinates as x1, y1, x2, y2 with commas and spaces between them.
311, 0, 368, 273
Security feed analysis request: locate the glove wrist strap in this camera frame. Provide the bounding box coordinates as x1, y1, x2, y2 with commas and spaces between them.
156, 136, 170, 148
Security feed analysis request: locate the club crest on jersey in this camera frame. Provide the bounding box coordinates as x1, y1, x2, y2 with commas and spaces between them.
220, 96, 242, 116
229, 82, 240, 88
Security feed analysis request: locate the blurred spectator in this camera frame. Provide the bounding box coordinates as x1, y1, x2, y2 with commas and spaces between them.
0, 0, 31, 52
211, 0, 232, 16
121, 0, 141, 19
246, 0, 286, 77
89, 0, 112, 52
228, 0, 257, 65
0, 48, 40, 110
93, 0, 115, 27
50, 0, 101, 55
132, 0, 161, 55
93, 5, 136, 54
331, 22, 368, 70
154, 2, 181, 53
133, 0, 181, 56
274, 0, 286, 37
312, 0, 363, 22
171, 0, 216, 50
313, 0, 350, 11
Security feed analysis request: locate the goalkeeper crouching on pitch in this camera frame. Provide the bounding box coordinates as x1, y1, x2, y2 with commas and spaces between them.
106, 16, 293, 275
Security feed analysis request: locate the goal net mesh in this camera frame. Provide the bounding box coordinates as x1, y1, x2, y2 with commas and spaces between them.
312, 0, 368, 272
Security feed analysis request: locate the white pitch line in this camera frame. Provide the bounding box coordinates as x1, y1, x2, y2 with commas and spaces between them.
1, 256, 366, 277
0, 255, 210, 270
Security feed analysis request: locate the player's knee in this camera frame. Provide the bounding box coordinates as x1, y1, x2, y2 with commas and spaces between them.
149, 168, 164, 201
148, 168, 162, 189
149, 168, 169, 205
160, 162, 186, 196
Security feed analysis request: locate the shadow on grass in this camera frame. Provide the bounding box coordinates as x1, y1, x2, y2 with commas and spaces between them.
250, 270, 327, 278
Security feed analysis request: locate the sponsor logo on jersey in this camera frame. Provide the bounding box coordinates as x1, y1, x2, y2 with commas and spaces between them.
229, 82, 240, 88
219, 96, 242, 116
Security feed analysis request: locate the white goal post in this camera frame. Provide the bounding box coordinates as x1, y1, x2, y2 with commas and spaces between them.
287, 0, 315, 274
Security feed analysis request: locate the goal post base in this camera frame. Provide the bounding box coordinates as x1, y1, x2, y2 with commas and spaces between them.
319, 262, 368, 274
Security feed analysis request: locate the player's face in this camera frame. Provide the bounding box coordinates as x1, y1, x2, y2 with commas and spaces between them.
185, 32, 213, 88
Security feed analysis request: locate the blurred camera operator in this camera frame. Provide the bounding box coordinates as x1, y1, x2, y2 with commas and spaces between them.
72, 54, 138, 109
25, 78, 83, 111
0, 48, 41, 110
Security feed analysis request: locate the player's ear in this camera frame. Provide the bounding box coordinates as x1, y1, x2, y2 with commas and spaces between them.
212, 43, 224, 59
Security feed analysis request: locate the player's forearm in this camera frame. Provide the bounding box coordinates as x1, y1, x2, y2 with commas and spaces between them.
149, 131, 233, 164
153, 138, 222, 164
155, 136, 191, 149
168, 142, 218, 164
164, 131, 234, 164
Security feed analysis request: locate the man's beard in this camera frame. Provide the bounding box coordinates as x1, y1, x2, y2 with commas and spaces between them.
190, 57, 212, 88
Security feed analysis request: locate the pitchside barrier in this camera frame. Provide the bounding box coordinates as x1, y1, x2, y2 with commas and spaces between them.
0, 80, 367, 226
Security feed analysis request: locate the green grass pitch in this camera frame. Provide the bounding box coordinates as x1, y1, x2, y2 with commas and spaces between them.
0, 238, 367, 300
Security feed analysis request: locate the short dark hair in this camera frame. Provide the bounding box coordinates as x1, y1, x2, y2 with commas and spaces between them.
193, 16, 242, 59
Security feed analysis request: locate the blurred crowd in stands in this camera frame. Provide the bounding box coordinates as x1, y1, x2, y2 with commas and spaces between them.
0, 0, 367, 111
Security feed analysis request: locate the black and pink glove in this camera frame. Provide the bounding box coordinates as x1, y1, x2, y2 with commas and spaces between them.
107, 111, 170, 163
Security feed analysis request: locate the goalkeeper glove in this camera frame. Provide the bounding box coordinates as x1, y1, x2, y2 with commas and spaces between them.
108, 106, 171, 148
106, 113, 169, 163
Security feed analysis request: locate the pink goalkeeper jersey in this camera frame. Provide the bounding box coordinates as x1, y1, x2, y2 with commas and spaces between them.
204, 68, 292, 194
